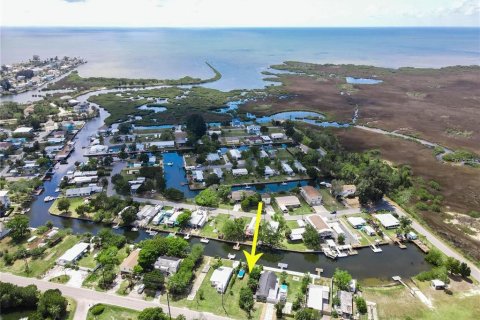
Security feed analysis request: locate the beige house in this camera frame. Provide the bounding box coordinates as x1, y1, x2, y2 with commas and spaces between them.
300, 186, 322, 206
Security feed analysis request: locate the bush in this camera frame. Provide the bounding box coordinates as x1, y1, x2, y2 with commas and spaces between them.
91, 304, 105, 316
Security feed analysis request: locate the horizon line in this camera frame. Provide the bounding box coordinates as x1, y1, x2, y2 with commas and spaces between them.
1, 25, 480, 29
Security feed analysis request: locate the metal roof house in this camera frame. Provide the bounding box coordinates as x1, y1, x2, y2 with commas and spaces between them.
275, 195, 301, 213
154, 256, 182, 275
57, 242, 89, 266
307, 285, 330, 312
300, 186, 322, 206
374, 213, 400, 229
305, 214, 333, 238
120, 249, 140, 274
255, 271, 285, 303
210, 266, 233, 293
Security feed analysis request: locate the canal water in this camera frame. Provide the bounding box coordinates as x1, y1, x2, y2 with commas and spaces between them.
6, 88, 429, 280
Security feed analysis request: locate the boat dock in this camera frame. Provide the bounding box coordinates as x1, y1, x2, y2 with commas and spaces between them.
412, 239, 430, 253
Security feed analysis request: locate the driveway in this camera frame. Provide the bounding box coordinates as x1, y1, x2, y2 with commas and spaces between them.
43, 266, 89, 288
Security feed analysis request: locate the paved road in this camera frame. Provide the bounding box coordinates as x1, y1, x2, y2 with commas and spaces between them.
0, 272, 233, 320
384, 197, 480, 283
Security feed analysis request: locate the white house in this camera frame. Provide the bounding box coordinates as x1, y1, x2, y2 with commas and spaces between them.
347, 217, 366, 229
289, 228, 306, 241
213, 168, 223, 179
275, 195, 301, 213
57, 242, 89, 265
154, 256, 182, 275
228, 149, 242, 160
294, 160, 307, 173
0, 190, 10, 208
65, 186, 102, 198
305, 214, 333, 238
206, 153, 221, 163
300, 186, 322, 206
307, 285, 330, 312
363, 225, 376, 236
232, 168, 248, 176
264, 166, 275, 176
246, 125, 261, 135
281, 162, 294, 176
193, 170, 204, 182
189, 209, 208, 228
374, 213, 400, 229
210, 266, 233, 293
270, 133, 285, 140
147, 141, 175, 149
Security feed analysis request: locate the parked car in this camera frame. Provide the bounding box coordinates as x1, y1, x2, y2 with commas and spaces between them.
137, 284, 145, 294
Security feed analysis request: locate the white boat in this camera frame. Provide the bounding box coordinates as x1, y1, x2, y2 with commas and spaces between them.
184, 233, 191, 240
43, 196, 55, 202
244, 184, 251, 189
112, 225, 120, 229
131, 227, 138, 231
55, 188, 61, 193
281, 181, 288, 186
166, 162, 174, 166
228, 253, 236, 259
200, 238, 210, 243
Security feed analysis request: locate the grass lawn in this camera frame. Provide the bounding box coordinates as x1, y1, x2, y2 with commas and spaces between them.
116, 280, 131, 296
0, 234, 80, 278
83, 247, 129, 291
167, 262, 262, 320
50, 274, 71, 284
86, 304, 139, 320
199, 214, 250, 238
339, 216, 376, 246
276, 148, 294, 161
319, 188, 345, 211
283, 199, 313, 216
49, 197, 93, 219
78, 251, 98, 269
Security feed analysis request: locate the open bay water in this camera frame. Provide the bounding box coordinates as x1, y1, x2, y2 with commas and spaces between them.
1, 27, 479, 91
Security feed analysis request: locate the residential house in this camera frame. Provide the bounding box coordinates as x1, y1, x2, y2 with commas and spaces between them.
246, 125, 261, 135
225, 137, 240, 145
0, 142, 12, 152
259, 150, 269, 158
255, 271, 286, 303
300, 186, 322, 206
232, 168, 248, 176
154, 256, 182, 275
374, 213, 400, 229
65, 186, 103, 198
0, 190, 11, 209
228, 149, 242, 160
281, 162, 294, 176
174, 131, 188, 147
338, 290, 353, 318
13, 127, 34, 136
275, 195, 301, 213
347, 217, 366, 229
206, 153, 221, 163
261, 136, 272, 144
264, 166, 275, 177
213, 168, 223, 179
189, 209, 208, 228
270, 133, 285, 140
294, 160, 307, 173
193, 170, 204, 182
307, 285, 330, 313
57, 242, 89, 265
231, 190, 255, 202
73, 102, 90, 114
261, 193, 271, 205
305, 214, 333, 238
146, 141, 175, 149
88, 145, 108, 154
289, 228, 306, 241
120, 249, 140, 274
210, 266, 233, 293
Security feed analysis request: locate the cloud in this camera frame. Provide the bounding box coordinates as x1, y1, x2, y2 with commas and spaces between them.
63, 0, 85, 2
453, 0, 480, 16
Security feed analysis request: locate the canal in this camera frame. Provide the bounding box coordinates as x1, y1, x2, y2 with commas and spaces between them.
4, 88, 429, 280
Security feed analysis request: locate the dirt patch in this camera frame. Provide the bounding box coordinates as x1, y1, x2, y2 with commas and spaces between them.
244, 63, 480, 154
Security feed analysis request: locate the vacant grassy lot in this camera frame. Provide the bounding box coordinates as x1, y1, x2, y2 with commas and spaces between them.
0, 234, 79, 277
86, 304, 139, 320
49, 197, 91, 218
319, 188, 345, 211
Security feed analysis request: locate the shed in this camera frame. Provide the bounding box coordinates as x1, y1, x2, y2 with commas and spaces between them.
210, 266, 233, 293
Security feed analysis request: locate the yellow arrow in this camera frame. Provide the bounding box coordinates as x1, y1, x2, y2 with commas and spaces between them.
243, 201, 263, 272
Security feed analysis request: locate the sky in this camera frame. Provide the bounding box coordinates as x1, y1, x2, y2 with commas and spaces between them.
1, 0, 479, 27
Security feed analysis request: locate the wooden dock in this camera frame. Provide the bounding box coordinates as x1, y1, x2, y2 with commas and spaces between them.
412, 239, 430, 253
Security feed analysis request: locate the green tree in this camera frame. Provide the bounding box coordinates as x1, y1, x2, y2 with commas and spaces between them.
121, 207, 137, 226
176, 210, 192, 228
163, 188, 184, 201
239, 286, 254, 316
259, 221, 282, 248
143, 269, 165, 292
6, 215, 30, 241
57, 198, 70, 213
217, 185, 231, 202
37, 289, 67, 320
425, 249, 443, 267
222, 218, 246, 241
195, 187, 219, 207
138, 307, 168, 320
355, 296, 367, 314
459, 262, 471, 278
295, 308, 319, 320
333, 268, 352, 291
75, 204, 88, 216
185, 114, 207, 139
357, 161, 392, 205
205, 173, 220, 186
445, 257, 461, 275
302, 224, 320, 249
337, 233, 346, 245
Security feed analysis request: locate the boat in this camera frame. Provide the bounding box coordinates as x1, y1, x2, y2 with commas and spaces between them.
278, 263, 288, 269
244, 184, 251, 189
166, 162, 174, 166
200, 238, 210, 243
112, 225, 120, 229
228, 253, 236, 259
43, 196, 55, 202
281, 181, 288, 186
131, 227, 138, 231
55, 188, 61, 193
184, 233, 191, 240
